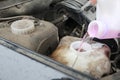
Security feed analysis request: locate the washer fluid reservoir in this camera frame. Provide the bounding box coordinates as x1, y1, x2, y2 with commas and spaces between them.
0, 18, 58, 55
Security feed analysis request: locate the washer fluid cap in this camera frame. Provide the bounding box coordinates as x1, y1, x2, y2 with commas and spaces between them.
11, 19, 35, 35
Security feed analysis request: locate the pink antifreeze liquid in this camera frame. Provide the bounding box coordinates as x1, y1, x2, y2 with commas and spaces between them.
77, 33, 93, 52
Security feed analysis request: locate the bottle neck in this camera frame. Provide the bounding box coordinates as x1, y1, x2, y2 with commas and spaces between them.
88, 20, 108, 39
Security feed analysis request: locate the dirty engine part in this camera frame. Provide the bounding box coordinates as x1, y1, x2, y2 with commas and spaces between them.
0, 16, 59, 55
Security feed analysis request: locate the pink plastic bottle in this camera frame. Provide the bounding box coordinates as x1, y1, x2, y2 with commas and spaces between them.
87, 0, 120, 39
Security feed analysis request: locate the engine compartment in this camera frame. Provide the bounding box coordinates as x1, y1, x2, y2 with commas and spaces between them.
0, 0, 120, 80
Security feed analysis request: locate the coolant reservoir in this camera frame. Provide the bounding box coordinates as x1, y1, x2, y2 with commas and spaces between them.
0, 17, 58, 55
51, 36, 111, 79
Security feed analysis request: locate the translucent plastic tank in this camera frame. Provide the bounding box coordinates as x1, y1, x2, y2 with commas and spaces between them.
51, 36, 111, 79
0, 18, 59, 55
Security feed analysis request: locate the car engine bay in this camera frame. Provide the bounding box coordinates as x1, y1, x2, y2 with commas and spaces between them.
0, 0, 120, 80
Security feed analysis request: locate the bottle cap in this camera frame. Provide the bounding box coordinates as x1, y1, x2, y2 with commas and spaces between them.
11, 19, 35, 35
